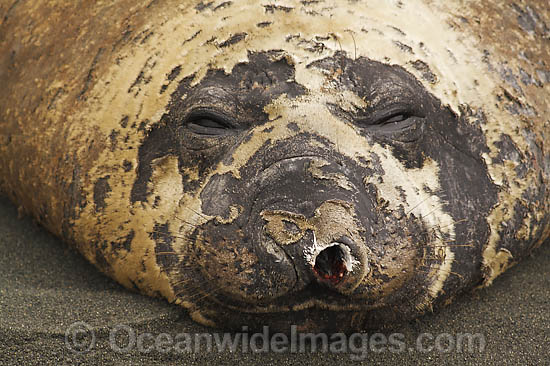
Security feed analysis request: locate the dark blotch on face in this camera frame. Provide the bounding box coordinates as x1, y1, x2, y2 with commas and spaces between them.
130, 51, 306, 203
111, 229, 135, 252
410, 60, 438, 84
219, 32, 247, 48
93, 175, 111, 212
150, 223, 178, 269
130, 126, 177, 203
122, 159, 133, 172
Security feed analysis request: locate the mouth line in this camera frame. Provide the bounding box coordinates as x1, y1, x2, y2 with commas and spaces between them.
198, 281, 373, 314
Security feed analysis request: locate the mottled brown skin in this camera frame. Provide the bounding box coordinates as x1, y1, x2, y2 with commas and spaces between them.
0, 0, 549, 333
0, 0, 153, 240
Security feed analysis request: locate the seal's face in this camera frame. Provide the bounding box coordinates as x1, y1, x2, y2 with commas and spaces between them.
130, 51, 498, 330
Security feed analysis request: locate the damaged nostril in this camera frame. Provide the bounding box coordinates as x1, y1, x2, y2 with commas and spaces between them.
313, 244, 349, 284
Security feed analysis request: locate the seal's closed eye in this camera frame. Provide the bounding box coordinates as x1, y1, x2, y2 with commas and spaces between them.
187, 117, 230, 135
359, 104, 425, 142
380, 113, 410, 124
179, 109, 242, 151
185, 109, 236, 136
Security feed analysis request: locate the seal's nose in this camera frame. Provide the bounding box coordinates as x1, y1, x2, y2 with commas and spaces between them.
259, 199, 370, 295
249, 156, 372, 296
307, 235, 368, 294
313, 243, 349, 284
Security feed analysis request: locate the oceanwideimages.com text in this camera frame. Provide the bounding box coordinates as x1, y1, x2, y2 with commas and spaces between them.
65, 322, 486, 359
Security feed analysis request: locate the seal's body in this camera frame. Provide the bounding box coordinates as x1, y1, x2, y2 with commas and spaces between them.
1, 0, 549, 332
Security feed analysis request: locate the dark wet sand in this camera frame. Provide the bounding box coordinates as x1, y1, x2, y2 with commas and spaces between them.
1, 195, 549, 365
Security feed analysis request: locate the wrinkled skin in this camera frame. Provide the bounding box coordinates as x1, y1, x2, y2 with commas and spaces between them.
0, 0, 549, 332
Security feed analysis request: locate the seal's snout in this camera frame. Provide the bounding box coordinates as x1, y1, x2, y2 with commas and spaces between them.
313, 243, 349, 284
252, 152, 372, 297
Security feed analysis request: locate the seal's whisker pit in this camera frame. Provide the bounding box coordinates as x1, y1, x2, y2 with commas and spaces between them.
2, 0, 548, 333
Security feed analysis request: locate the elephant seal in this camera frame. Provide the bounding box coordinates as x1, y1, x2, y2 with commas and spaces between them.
0, 0, 549, 332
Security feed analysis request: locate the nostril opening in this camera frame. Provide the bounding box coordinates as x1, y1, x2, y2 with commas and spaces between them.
313, 244, 348, 285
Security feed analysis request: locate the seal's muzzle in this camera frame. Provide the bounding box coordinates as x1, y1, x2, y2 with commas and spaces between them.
196, 150, 375, 305
249, 156, 371, 298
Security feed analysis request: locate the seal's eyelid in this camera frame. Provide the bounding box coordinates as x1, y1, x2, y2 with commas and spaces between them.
377, 111, 411, 124
186, 113, 231, 129
187, 119, 231, 136
185, 108, 233, 125
183, 108, 239, 136
354, 101, 424, 141
361, 103, 418, 126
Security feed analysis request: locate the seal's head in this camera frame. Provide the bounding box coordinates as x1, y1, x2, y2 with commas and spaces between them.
48, 0, 548, 332
150, 52, 496, 331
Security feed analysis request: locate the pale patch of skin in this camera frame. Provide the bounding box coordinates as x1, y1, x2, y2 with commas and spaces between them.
261, 210, 309, 246
480, 147, 546, 283
215, 205, 243, 225
307, 159, 355, 192
363, 152, 456, 300
483, 248, 514, 286
149, 156, 185, 214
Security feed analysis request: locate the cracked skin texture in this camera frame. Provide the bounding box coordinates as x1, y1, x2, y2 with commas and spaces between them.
0, 0, 549, 332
